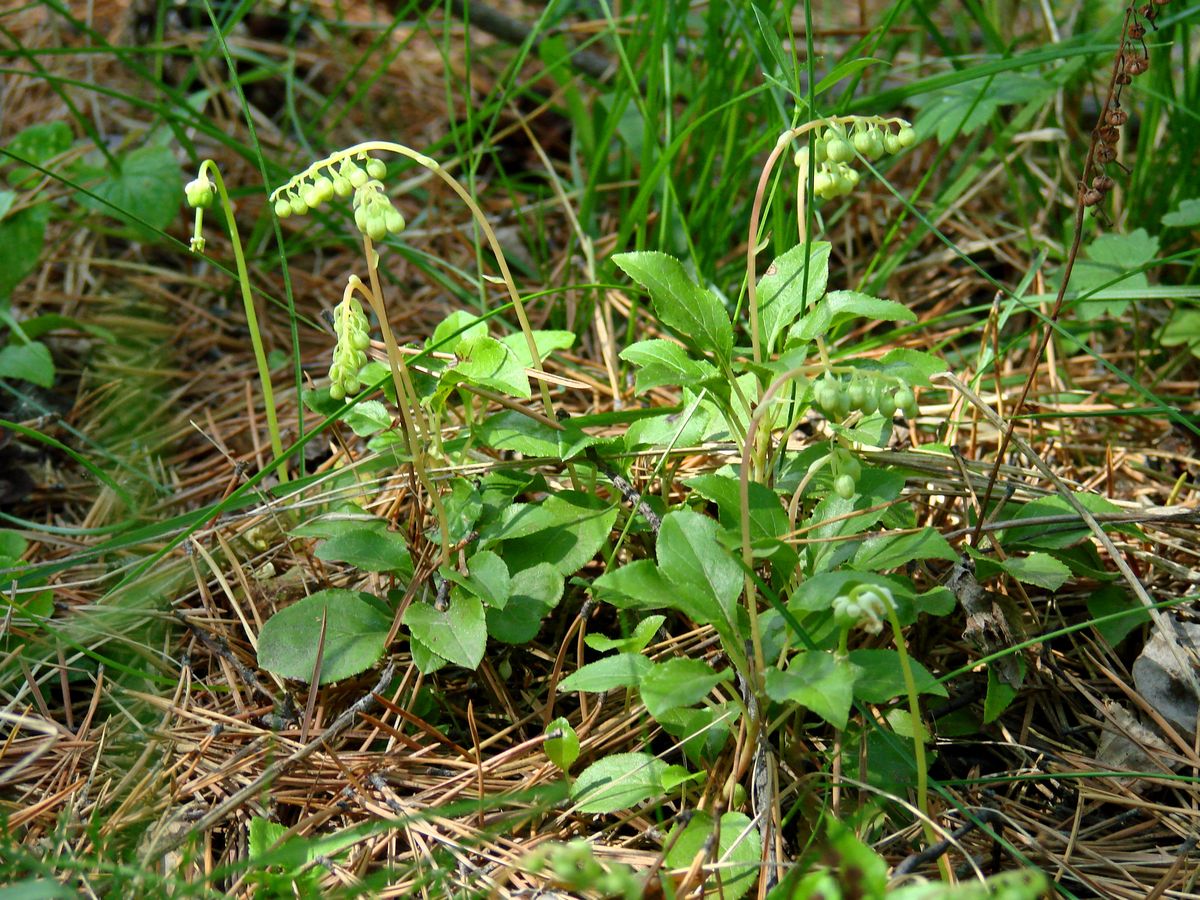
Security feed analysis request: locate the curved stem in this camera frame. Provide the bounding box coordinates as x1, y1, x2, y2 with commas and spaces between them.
275, 142, 555, 419
197, 160, 286, 480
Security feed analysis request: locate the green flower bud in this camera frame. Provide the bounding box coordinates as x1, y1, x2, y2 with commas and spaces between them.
345, 161, 368, 188
826, 136, 854, 164
332, 175, 352, 197
184, 177, 215, 209
815, 379, 840, 414
329, 382, 346, 400
303, 185, 322, 208
853, 130, 874, 157
312, 175, 335, 203
835, 473, 856, 500
384, 207, 405, 234
859, 381, 879, 415
898, 125, 917, 148
878, 390, 896, 418
354, 205, 370, 234
365, 157, 386, 179
883, 131, 903, 155
289, 195, 309, 216
813, 137, 827, 164
894, 387, 918, 417
813, 169, 834, 198
274, 197, 292, 218
366, 211, 388, 242
848, 382, 867, 410
351, 330, 371, 351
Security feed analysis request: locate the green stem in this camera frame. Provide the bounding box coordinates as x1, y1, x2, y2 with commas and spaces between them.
195, 160, 286, 481
883, 598, 946, 874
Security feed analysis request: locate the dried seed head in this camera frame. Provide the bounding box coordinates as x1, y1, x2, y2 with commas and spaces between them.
1106, 108, 1128, 126
1116, 72, 1133, 85
1083, 188, 1104, 207
1098, 125, 1120, 144
1129, 21, 1146, 38
1095, 144, 1118, 164
1092, 174, 1115, 192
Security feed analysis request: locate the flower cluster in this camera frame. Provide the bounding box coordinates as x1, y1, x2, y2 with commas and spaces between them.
1084, 1, 1168, 208
328, 293, 371, 400
833, 583, 895, 635
271, 153, 405, 241
799, 120, 917, 200
814, 372, 918, 423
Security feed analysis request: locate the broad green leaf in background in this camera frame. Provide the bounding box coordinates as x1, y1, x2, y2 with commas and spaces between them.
765, 651, 861, 729
342, 400, 392, 436
446, 334, 530, 398
1066, 228, 1159, 321
1158, 308, 1200, 359
257, 589, 391, 684
1162, 198, 1200, 228
912, 72, 1051, 144
405, 589, 487, 670
792, 289, 915, 343
848, 650, 948, 703
491, 492, 617, 576
79, 145, 182, 238
665, 812, 761, 900
639, 658, 732, 718
314, 524, 412, 574
585, 614, 666, 654
591, 559, 676, 610
0, 205, 49, 305
852, 527, 957, 571
571, 752, 669, 814
3, 121, 72, 188
1088, 585, 1151, 647
558, 653, 653, 693
0, 340, 55, 387
500, 329, 575, 367
613, 251, 733, 363
997, 552, 1070, 591
758, 241, 831, 352
485, 562, 564, 644
619, 339, 718, 393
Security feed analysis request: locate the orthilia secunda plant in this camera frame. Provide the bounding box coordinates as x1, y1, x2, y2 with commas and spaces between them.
185, 160, 287, 480
738, 114, 921, 704
269, 141, 557, 563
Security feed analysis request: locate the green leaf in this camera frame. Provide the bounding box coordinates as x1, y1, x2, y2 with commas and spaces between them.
485, 562, 564, 644
793, 289, 915, 343
852, 527, 957, 571
257, 589, 391, 685
0, 204, 49, 304
1088, 586, 1150, 647
997, 551, 1070, 591
500, 329, 575, 367
446, 334, 530, 398
0, 529, 27, 560
341, 399, 392, 436
876, 347, 946, 386
983, 665, 1020, 723
1001, 491, 1137, 549
758, 242, 830, 352
639, 658, 732, 719
429, 309, 488, 350
665, 812, 760, 900
0, 340, 55, 387
409, 637, 448, 675
544, 717, 580, 773
684, 473, 790, 545
815, 57, 887, 94
1067, 228, 1158, 320
473, 410, 597, 460
4, 122, 72, 189
1158, 308, 1200, 358
455, 549, 510, 609
315, 526, 411, 574
1163, 198, 1200, 228
558, 653, 653, 693
913, 72, 1050, 144
585, 614, 665, 653
489, 491, 617, 576
79, 145, 182, 238
591, 559, 676, 610
619, 339, 717, 393
765, 652, 861, 729
848, 649, 948, 703
404, 589, 487, 670
571, 752, 669, 813
657, 509, 742, 631
613, 251, 733, 363
0, 190, 14, 221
